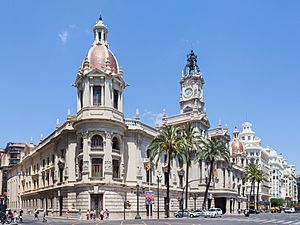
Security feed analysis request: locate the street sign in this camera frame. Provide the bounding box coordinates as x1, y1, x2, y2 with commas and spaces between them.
145, 192, 154, 205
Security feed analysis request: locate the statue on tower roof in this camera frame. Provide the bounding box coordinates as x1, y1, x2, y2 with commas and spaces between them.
184, 50, 200, 75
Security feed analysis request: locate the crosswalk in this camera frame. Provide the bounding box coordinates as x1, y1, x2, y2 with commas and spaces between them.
202, 217, 300, 225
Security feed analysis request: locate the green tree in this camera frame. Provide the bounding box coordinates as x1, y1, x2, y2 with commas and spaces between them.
243, 163, 265, 209
255, 169, 267, 210
270, 198, 284, 207
243, 164, 258, 207
181, 123, 198, 210
147, 124, 184, 218
195, 137, 230, 210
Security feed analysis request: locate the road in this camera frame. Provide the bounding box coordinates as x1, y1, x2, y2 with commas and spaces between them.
14, 213, 300, 225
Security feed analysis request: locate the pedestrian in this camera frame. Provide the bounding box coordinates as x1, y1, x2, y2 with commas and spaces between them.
100, 209, 104, 220
86, 209, 90, 220
93, 208, 96, 220
13, 210, 18, 223
78, 209, 82, 220
42, 208, 47, 222
105, 208, 109, 220
33, 209, 39, 221
19, 209, 23, 223
90, 209, 93, 220
66, 208, 69, 219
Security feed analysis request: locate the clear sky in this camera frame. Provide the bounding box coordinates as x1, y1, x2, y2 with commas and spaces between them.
1, 1, 299, 172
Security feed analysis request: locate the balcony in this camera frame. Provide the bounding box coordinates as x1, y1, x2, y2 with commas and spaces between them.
91, 147, 103, 151
112, 148, 120, 154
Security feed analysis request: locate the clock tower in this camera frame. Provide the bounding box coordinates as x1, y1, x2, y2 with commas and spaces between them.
180, 50, 205, 114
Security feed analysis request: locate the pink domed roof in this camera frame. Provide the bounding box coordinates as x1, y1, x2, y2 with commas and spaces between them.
231, 139, 244, 156
88, 44, 119, 73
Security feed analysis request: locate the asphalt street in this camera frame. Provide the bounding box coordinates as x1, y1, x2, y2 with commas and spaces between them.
14, 213, 300, 225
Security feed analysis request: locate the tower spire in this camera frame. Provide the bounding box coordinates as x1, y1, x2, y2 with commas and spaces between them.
99, 14, 102, 21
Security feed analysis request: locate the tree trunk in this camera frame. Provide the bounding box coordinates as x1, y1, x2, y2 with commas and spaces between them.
166, 152, 171, 218
248, 182, 253, 209
256, 181, 260, 210
185, 161, 189, 210
202, 159, 214, 210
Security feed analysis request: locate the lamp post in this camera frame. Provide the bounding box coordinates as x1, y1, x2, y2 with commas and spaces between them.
157, 174, 162, 219
135, 184, 141, 220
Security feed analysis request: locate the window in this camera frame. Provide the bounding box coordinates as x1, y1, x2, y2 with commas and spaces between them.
79, 138, 83, 150
91, 135, 103, 148
113, 89, 119, 109
47, 157, 50, 165
164, 172, 168, 185
79, 90, 83, 109
61, 149, 65, 159
42, 159, 45, 167
93, 86, 101, 105
223, 168, 226, 188
248, 136, 251, 140
179, 175, 183, 188
98, 32, 102, 41
78, 159, 83, 179
92, 158, 103, 177
112, 159, 120, 179
112, 137, 119, 150
242, 136, 245, 140
52, 154, 55, 164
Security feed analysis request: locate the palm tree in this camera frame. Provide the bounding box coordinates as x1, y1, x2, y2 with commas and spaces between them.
147, 124, 184, 218
181, 123, 198, 210
195, 136, 230, 210
243, 163, 261, 209
255, 169, 266, 210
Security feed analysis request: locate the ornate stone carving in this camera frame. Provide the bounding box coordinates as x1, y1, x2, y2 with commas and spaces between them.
83, 161, 89, 173
105, 160, 112, 172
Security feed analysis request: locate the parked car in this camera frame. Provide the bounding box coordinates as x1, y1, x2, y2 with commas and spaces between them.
174, 210, 191, 218
189, 209, 206, 217
204, 208, 223, 218
284, 208, 295, 213
249, 209, 260, 214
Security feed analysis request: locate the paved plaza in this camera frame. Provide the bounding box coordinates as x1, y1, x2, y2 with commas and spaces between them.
16, 213, 300, 225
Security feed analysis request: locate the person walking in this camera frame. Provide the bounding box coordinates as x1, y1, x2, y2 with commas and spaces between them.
105, 208, 109, 220
100, 209, 104, 220
19, 209, 23, 223
33, 209, 39, 221
42, 208, 47, 222
86, 209, 90, 220
78, 209, 82, 220
93, 209, 96, 220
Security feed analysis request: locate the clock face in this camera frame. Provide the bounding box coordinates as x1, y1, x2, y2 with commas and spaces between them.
184, 87, 193, 98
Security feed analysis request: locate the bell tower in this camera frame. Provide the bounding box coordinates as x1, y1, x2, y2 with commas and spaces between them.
74, 17, 126, 123
180, 50, 205, 114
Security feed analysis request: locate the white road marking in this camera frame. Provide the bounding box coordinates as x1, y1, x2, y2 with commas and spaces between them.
282, 221, 296, 224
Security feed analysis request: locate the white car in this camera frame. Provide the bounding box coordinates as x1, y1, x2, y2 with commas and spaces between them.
189, 209, 206, 217
204, 208, 223, 218
284, 208, 295, 213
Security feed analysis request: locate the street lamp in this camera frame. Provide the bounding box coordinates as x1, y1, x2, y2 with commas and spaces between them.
135, 184, 141, 220
156, 174, 162, 219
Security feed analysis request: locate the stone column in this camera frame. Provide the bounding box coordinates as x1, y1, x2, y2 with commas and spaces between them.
90, 85, 94, 106
100, 85, 104, 106
104, 131, 113, 181
82, 132, 90, 182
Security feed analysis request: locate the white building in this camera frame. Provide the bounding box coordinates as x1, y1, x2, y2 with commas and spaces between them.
235, 122, 271, 209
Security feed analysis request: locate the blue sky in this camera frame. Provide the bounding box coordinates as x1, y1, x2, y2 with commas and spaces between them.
1, 1, 299, 171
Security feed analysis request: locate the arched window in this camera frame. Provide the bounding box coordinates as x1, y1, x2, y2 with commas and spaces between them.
79, 138, 83, 150
112, 137, 119, 150
91, 135, 103, 148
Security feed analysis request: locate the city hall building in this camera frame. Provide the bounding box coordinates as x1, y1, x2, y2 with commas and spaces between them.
7, 18, 247, 219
